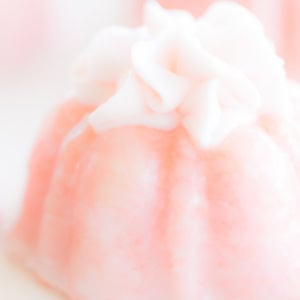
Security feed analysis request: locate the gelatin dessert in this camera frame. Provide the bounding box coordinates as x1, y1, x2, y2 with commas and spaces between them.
8, 2, 300, 299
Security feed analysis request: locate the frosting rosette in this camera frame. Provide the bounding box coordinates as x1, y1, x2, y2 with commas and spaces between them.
74, 1, 292, 148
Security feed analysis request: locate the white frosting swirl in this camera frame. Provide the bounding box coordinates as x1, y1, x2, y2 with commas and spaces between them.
73, 1, 292, 148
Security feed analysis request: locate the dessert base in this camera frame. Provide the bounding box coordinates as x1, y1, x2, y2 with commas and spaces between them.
0, 250, 62, 300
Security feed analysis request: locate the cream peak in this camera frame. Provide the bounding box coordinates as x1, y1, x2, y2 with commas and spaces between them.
73, 1, 291, 148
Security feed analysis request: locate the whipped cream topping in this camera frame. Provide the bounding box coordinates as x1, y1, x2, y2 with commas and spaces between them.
73, 1, 292, 148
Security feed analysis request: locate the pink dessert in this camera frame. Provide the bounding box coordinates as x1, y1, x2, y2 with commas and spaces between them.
8, 2, 300, 299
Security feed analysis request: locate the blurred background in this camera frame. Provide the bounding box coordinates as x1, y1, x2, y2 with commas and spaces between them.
0, 0, 299, 298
